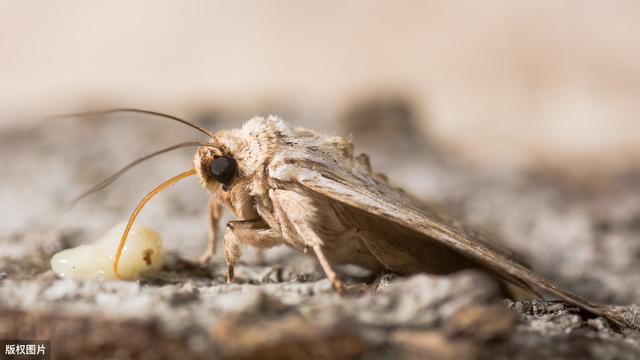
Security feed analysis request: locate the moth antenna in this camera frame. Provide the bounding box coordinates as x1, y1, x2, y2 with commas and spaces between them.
47, 108, 215, 138
114, 168, 197, 279
71, 141, 215, 205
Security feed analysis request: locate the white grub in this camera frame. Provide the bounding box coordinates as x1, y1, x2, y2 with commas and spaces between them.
50, 222, 164, 280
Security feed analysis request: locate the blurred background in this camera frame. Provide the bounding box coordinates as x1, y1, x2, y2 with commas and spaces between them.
1, 1, 640, 302
2, 2, 640, 357
2, 0, 640, 167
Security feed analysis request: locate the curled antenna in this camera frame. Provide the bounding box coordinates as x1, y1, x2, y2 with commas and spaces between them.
47, 108, 215, 138
114, 168, 197, 279
72, 141, 218, 205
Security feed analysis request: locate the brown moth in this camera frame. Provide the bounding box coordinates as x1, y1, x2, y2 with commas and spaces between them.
60, 109, 625, 327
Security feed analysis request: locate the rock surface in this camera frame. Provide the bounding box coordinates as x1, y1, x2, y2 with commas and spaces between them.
1, 108, 640, 359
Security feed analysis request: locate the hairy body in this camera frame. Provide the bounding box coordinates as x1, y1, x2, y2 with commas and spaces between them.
60, 109, 623, 327
194, 116, 481, 280
189, 116, 624, 331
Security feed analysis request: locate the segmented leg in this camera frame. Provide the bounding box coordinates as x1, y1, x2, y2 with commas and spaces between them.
270, 189, 346, 293
223, 219, 282, 283
312, 244, 345, 293
198, 196, 222, 264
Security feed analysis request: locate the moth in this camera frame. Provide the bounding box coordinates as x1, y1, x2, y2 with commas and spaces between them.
59, 109, 624, 327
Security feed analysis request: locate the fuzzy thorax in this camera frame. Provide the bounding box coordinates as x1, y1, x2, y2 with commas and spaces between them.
192, 115, 289, 219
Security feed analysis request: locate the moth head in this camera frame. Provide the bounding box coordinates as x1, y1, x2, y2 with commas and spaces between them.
192, 118, 282, 194
57, 109, 281, 279
193, 142, 239, 192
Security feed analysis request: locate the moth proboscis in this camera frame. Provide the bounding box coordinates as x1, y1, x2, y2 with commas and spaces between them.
54, 108, 626, 328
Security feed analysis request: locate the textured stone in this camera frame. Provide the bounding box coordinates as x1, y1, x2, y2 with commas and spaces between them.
1, 115, 639, 359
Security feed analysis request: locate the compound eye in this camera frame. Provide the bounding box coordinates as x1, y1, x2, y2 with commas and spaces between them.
210, 156, 237, 186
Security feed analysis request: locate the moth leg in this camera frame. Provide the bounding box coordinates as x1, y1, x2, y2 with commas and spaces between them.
223, 219, 282, 283
198, 196, 222, 264
270, 189, 346, 293
312, 244, 345, 294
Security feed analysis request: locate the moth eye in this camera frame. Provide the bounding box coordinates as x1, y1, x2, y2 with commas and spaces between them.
210, 156, 237, 185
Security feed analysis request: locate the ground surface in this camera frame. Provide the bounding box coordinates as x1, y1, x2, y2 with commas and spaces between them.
1, 108, 640, 359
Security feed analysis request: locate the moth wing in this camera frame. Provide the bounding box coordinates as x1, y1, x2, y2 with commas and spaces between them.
270, 153, 623, 326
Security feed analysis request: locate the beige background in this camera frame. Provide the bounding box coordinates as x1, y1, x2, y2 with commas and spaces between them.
1, 1, 639, 167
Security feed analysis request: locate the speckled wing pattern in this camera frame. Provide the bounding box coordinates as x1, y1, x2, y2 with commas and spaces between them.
269, 135, 624, 327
